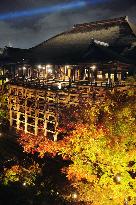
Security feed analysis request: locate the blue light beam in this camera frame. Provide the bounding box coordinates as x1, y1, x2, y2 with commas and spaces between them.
0, 1, 86, 21
0, 0, 108, 21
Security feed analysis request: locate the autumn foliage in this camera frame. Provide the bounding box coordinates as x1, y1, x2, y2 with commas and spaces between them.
18, 86, 136, 204
0, 162, 41, 186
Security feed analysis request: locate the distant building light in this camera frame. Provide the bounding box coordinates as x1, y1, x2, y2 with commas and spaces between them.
43, 66, 46, 70
48, 68, 52, 73
94, 39, 109, 47
46, 65, 52, 73
65, 65, 70, 69
23, 66, 26, 70
90, 65, 96, 71
38, 65, 42, 69
97, 74, 102, 79
46, 64, 51, 68
58, 83, 62, 89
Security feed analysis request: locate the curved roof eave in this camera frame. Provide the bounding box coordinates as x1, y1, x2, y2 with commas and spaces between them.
127, 18, 136, 37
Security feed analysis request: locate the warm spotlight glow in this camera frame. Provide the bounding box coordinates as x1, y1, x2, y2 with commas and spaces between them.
114, 174, 121, 183
90, 65, 96, 71
58, 83, 62, 89
72, 192, 78, 199
38, 65, 42, 69
46, 64, 51, 68
48, 68, 52, 73
46, 65, 52, 73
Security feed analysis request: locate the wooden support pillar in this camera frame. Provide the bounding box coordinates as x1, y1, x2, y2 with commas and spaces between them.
68, 68, 71, 78
121, 70, 126, 81
35, 91, 38, 136
94, 70, 97, 81
80, 68, 85, 80
73, 68, 76, 82
8, 87, 13, 127
108, 70, 111, 80
53, 94, 59, 141
62, 66, 65, 81
44, 92, 47, 137
88, 67, 91, 83
102, 71, 105, 81
44, 113, 47, 137
9, 109, 13, 126
76, 69, 80, 81
114, 68, 118, 82
24, 88, 28, 133
53, 115, 58, 142
16, 88, 20, 130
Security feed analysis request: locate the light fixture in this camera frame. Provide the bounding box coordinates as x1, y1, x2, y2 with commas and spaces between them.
38, 65, 42, 69
23, 66, 26, 70
58, 83, 62, 89
90, 65, 96, 71
124, 198, 128, 205
48, 68, 52, 73
23, 182, 26, 186
46, 65, 52, 73
43, 66, 46, 70
114, 173, 121, 183
72, 192, 78, 199
46, 64, 51, 68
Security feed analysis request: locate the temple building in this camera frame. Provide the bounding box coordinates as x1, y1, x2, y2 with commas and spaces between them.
1, 16, 136, 139
0, 16, 136, 85
28, 16, 136, 83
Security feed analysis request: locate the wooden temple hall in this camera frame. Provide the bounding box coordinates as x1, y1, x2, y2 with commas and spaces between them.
4, 16, 136, 140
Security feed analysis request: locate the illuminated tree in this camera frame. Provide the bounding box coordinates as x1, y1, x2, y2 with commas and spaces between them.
0, 84, 8, 127
0, 162, 41, 186
0, 91, 7, 122
18, 86, 136, 204
59, 87, 136, 205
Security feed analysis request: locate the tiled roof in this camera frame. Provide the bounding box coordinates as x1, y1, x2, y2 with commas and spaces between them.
30, 16, 136, 64
1, 17, 136, 65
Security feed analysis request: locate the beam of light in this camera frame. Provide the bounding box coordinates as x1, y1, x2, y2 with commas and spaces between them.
0, 0, 108, 21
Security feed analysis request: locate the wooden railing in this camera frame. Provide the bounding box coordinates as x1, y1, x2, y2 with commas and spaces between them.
9, 77, 127, 90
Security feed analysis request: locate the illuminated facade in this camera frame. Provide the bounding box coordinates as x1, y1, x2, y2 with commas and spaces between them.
1, 16, 136, 138
8, 83, 111, 140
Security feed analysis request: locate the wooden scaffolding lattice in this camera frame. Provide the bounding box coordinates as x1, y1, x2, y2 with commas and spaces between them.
8, 84, 109, 141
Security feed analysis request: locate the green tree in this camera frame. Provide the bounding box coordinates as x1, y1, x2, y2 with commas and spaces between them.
0, 86, 8, 122
0, 162, 41, 186
59, 87, 136, 205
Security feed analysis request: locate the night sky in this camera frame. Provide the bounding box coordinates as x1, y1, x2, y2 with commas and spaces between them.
0, 0, 136, 49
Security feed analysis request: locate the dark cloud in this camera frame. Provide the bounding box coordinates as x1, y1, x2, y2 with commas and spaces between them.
0, 0, 136, 48
103, 0, 136, 12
